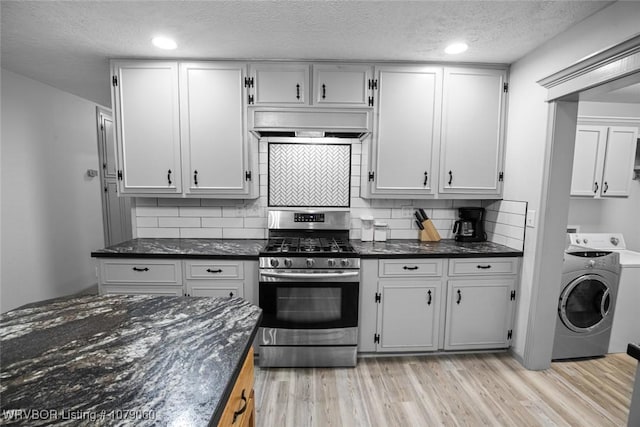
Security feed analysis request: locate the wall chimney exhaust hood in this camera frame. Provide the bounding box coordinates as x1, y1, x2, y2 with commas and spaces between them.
249, 108, 372, 140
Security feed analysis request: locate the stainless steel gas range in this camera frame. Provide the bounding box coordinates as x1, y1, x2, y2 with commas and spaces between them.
258, 210, 360, 368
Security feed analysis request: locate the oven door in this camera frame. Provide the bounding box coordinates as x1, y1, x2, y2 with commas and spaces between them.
259, 269, 359, 330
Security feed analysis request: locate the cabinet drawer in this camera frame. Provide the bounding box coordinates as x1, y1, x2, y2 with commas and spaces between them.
100, 284, 183, 296
186, 281, 244, 298
378, 259, 443, 277
448, 258, 518, 276
100, 259, 181, 284
219, 347, 255, 426
185, 261, 244, 280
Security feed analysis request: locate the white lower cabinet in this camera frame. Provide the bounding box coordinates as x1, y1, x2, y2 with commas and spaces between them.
97, 258, 258, 301
376, 280, 442, 352
359, 257, 519, 353
444, 278, 515, 350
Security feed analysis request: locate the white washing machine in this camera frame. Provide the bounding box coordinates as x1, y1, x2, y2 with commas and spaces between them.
568, 233, 640, 353
552, 248, 620, 360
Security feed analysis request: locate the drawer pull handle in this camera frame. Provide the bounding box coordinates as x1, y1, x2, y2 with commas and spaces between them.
232, 389, 248, 424
427, 290, 432, 306
229, 292, 234, 298
206, 268, 223, 274
456, 289, 462, 305
403, 266, 419, 271
132, 267, 149, 272
476, 265, 492, 269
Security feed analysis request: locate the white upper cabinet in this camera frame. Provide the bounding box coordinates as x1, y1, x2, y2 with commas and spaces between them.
111, 61, 182, 194
179, 62, 250, 196
439, 68, 507, 196
312, 64, 372, 107
250, 63, 310, 106
571, 125, 638, 198
368, 66, 442, 197
111, 60, 256, 198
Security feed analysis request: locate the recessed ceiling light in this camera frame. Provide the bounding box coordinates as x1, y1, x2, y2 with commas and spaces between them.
152, 36, 177, 50
445, 42, 468, 55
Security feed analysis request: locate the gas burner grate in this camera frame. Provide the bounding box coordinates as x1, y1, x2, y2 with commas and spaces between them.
263, 237, 354, 254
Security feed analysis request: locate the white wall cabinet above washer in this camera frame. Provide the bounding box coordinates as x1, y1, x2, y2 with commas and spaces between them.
570, 125, 638, 198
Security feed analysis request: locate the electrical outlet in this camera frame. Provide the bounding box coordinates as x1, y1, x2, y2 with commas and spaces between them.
526, 210, 536, 228
401, 206, 414, 218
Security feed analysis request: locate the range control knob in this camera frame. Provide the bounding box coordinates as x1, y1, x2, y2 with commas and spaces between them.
327, 259, 336, 267
588, 260, 596, 268
269, 258, 279, 268
340, 259, 350, 267
284, 258, 293, 268
306, 258, 315, 268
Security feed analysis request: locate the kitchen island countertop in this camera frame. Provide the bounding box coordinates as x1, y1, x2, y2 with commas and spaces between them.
91, 238, 522, 259
0, 294, 261, 426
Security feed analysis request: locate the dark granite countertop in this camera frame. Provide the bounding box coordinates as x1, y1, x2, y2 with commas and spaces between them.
91, 238, 522, 260
351, 239, 523, 259
91, 238, 267, 260
628, 343, 640, 362
0, 294, 262, 426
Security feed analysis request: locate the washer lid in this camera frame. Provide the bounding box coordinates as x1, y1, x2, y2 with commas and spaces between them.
617, 250, 640, 267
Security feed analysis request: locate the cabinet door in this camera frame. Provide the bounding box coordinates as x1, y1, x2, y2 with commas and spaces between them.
180, 62, 249, 196
251, 64, 310, 105
440, 68, 507, 195
601, 126, 638, 197
377, 280, 441, 352
570, 125, 607, 196
313, 64, 372, 107
111, 61, 182, 194
445, 279, 514, 350
370, 66, 442, 197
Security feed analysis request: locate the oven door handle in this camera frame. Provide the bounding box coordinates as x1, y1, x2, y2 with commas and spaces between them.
260, 271, 359, 279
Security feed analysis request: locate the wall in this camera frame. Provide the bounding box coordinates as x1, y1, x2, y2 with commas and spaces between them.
133, 139, 527, 249
0, 69, 104, 313
567, 101, 640, 251
503, 2, 640, 362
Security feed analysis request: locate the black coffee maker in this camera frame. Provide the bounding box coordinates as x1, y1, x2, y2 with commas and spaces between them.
453, 207, 487, 242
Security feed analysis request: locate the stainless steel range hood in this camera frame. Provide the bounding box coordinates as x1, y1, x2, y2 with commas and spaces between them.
249, 107, 372, 140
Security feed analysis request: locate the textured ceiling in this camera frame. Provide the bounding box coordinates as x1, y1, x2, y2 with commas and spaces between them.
1, 1, 613, 106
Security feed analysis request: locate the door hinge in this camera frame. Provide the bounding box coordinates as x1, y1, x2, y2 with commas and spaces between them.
117, 170, 123, 181
368, 171, 375, 182
103, 162, 107, 170
368, 96, 374, 107
374, 333, 380, 344
510, 290, 516, 300
100, 124, 104, 131
104, 186, 108, 193
503, 82, 509, 93
368, 79, 378, 90
499, 172, 504, 182
507, 329, 513, 340
244, 77, 254, 88
375, 292, 381, 303
112, 76, 118, 87
245, 171, 252, 181
248, 94, 254, 105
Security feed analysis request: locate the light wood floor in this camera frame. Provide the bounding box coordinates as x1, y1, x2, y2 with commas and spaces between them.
254, 352, 635, 426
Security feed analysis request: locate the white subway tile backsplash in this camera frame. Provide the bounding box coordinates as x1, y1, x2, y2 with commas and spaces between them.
222, 206, 246, 218
244, 217, 267, 228
136, 206, 179, 217
137, 227, 179, 238
180, 228, 223, 238
430, 208, 457, 220
202, 217, 244, 228
390, 229, 419, 239
223, 228, 266, 239
158, 217, 201, 228
179, 206, 223, 217
386, 219, 413, 229
201, 199, 244, 207
136, 198, 158, 207
136, 217, 158, 228
158, 198, 201, 207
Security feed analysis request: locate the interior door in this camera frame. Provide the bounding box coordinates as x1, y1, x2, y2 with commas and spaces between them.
97, 107, 132, 246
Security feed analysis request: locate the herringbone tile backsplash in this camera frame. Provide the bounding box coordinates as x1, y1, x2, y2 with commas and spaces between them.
268, 143, 351, 207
